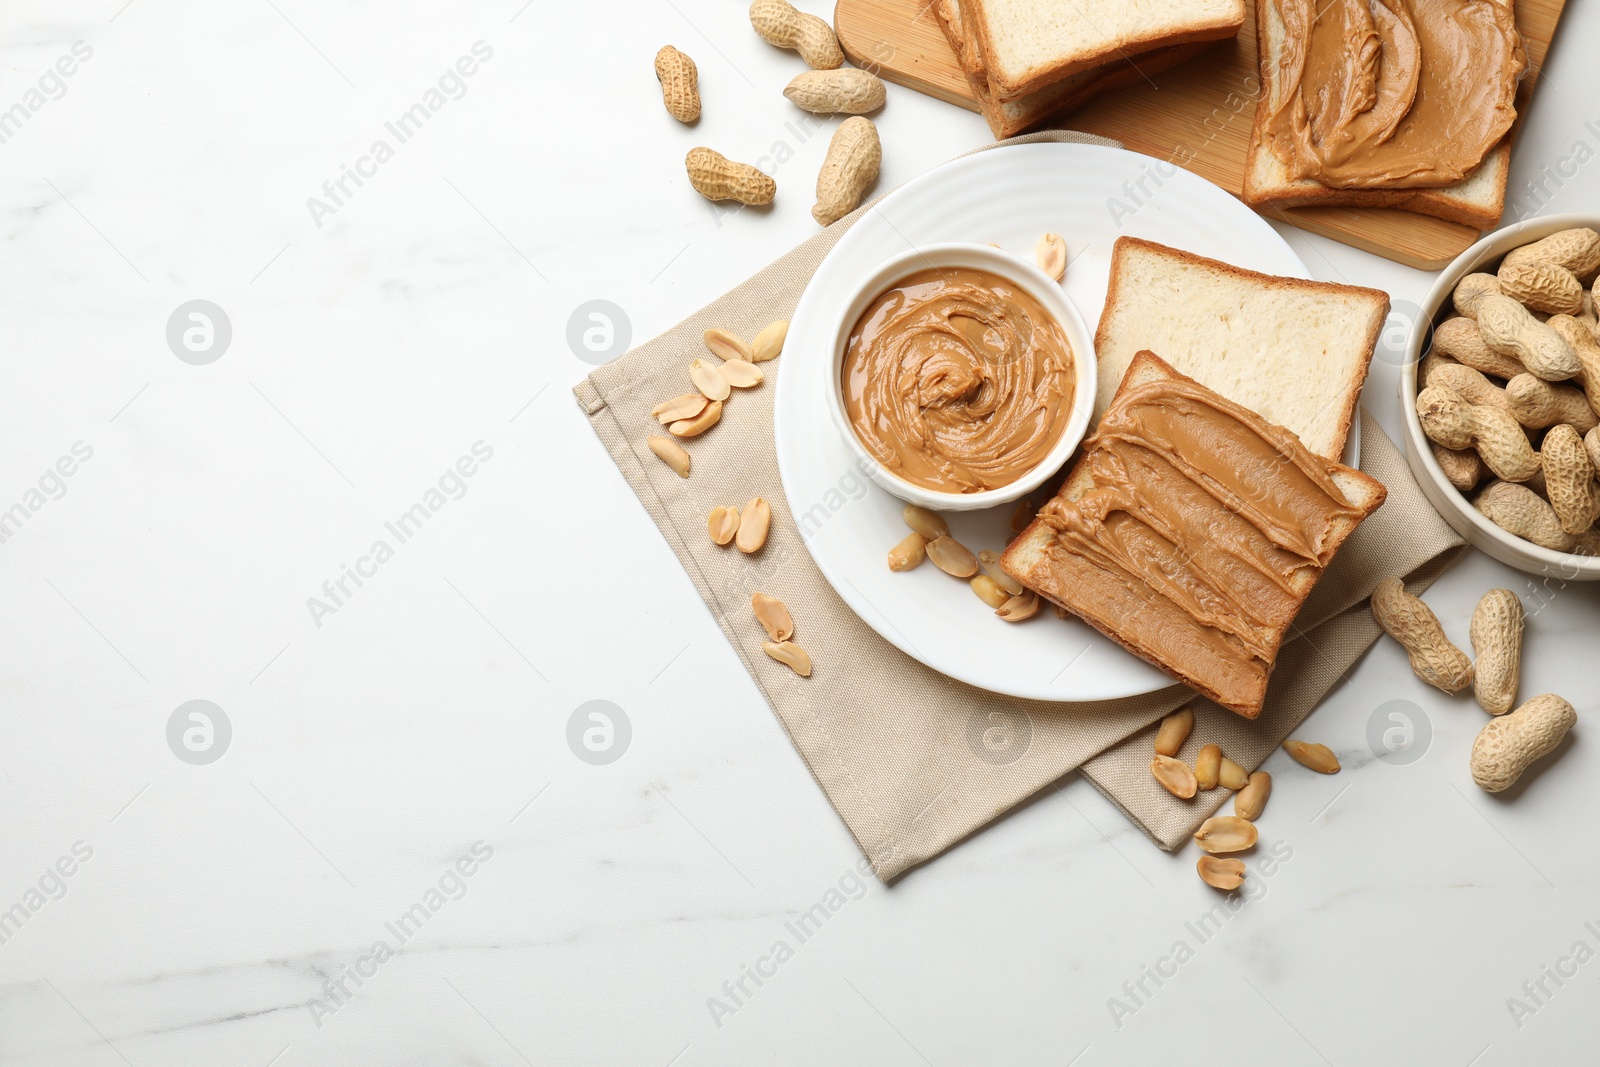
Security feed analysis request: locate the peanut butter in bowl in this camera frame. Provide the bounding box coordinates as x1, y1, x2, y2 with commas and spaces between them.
840, 265, 1077, 496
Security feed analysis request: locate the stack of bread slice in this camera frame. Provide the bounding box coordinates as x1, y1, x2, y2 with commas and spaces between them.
933, 0, 1245, 138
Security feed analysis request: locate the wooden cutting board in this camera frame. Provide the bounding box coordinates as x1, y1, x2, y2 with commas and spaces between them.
833, 0, 1566, 270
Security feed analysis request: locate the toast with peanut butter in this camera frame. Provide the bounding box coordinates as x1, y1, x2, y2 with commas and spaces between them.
1001, 352, 1386, 718
1242, 0, 1525, 229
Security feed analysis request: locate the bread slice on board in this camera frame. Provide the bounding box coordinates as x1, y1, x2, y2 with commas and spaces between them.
1241, 0, 1512, 229
933, 0, 1212, 138
1001, 352, 1387, 718
1093, 237, 1389, 461
957, 0, 1245, 102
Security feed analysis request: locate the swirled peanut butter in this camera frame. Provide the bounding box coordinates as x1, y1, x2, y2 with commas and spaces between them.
1029, 366, 1382, 716
841, 267, 1074, 493
1263, 0, 1523, 189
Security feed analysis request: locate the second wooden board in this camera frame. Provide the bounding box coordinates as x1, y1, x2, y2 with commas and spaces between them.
834, 0, 1566, 270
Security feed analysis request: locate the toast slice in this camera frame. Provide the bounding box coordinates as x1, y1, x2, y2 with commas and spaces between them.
1241, 0, 1515, 229
1093, 237, 1389, 461
1001, 352, 1386, 718
959, 0, 1245, 103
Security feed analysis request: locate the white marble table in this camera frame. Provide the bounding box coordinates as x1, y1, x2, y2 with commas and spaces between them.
1, 1, 1597, 1064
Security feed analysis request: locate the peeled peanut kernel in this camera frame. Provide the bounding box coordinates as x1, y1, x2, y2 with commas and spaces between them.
1197, 855, 1246, 891
763, 640, 812, 677
1194, 743, 1222, 790
1153, 706, 1194, 758
648, 435, 690, 478
708, 505, 740, 545
704, 327, 753, 362
1036, 232, 1066, 281
1218, 757, 1249, 791
1233, 771, 1271, 821
752, 320, 788, 363
720, 359, 764, 388
995, 590, 1038, 622
902, 504, 949, 540
689, 358, 731, 402
1193, 816, 1258, 854
1151, 754, 1197, 798
1283, 740, 1340, 774
888, 532, 927, 571
977, 550, 1024, 595
653, 393, 709, 423
670, 399, 723, 437
736, 497, 771, 553
926, 535, 978, 577
970, 574, 1010, 609
751, 592, 794, 641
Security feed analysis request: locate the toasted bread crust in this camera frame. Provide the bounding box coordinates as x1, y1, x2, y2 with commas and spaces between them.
1093, 237, 1388, 462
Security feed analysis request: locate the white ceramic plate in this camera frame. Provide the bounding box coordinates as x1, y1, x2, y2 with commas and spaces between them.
774, 142, 1330, 701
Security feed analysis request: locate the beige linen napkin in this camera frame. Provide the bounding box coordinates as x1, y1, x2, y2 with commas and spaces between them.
574, 131, 1464, 881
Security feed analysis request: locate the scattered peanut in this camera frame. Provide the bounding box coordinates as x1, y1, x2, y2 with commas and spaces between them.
670, 398, 723, 437
1233, 771, 1271, 821
926, 535, 978, 577
736, 496, 771, 553
1470, 693, 1575, 792
1432, 316, 1525, 380
1197, 855, 1247, 891
977, 550, 1024, 595
1035, 233, 1066, 281
690, 357, 731, 402
1218, 757, 1249, 791
813, 116, 880, 226
970, 574, 1010, 608
1417, 384, 1540, 483
783, 67, 885, 114
1474, 480, 1583, 551
751, 592, 794, 641
887, 532, 927, 571
1470, 588, 1523, 716
995, 590, 1039, 622
751, 320, 788, 363
1505, 374, 1597, 433
686, 147, 775, 206
1153, 706, 1194, 758
1476, 294, 1582, 380
1193, 816, 1258, 854
653, 392, 709, 424
763, 640, 813, 677
708, 505, 741, 545
1371, 577, 1474, 692
654, 46, 701, 123
1452, 273, 1501, 318
902, 504, 949, 540
1151, 754, 1198, 799
1282, 740, 1341, 774
1498, 260, 1584, 316
1541, 423, 1600, 534
1194, 743, 1222, 789
749, 0, 843, 69
648, 435, 691, 477
720, 359, 765, 388
704, 327, 753, 362
1502, 227, 1600, 277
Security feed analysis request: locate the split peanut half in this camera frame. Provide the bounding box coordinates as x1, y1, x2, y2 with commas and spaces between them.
752, 592, 794, 641
708, 505, 740, 545
736, 497, 771, 553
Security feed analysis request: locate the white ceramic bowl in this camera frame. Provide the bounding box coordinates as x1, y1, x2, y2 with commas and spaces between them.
1400, 212, 1600, 580
822, 242, 1097, 512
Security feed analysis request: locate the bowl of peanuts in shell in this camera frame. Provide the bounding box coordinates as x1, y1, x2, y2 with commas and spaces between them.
1402, 213, 1600, 580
